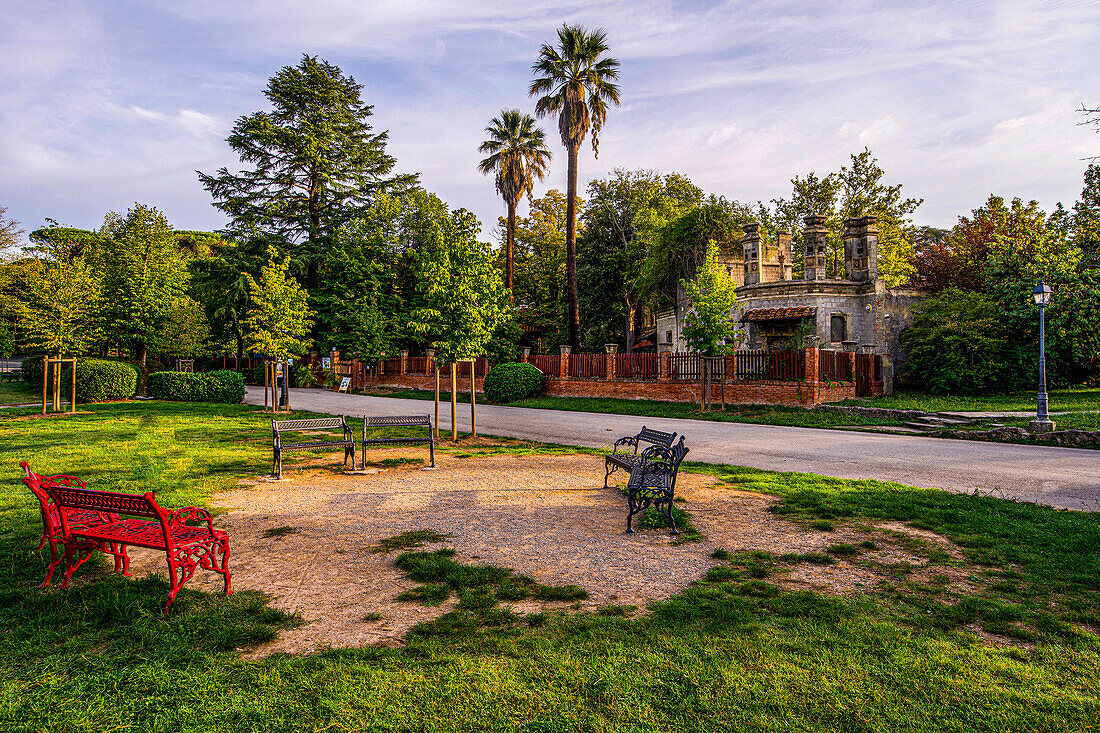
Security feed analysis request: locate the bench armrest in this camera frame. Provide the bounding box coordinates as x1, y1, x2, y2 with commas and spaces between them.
169, 507, 217, 535
611, 436, 638, 454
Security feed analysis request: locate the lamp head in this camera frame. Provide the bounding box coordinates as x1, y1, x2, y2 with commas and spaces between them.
1032, 282, 1052, 307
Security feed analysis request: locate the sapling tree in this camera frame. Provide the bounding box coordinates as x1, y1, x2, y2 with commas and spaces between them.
680, 239, 740, 356
408, 208, 510, 437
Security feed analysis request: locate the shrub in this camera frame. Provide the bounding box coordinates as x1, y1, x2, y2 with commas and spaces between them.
72, 360, 138, 402
21, 356, 137, 402
482, 362, 545, 403
147, 370, 245, 403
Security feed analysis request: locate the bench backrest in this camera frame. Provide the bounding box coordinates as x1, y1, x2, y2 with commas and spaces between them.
637, 426, 676, 448
44, 483, 162, 520
668, 436, 689, 469
364, 415, 431, 428
272, 417, 347, 433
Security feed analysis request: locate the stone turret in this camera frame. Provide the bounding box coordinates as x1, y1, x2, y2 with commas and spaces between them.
775, 230, 792, 281
803, 215, 828, 280
741, 223, 762, 285
843, 216, 878, 282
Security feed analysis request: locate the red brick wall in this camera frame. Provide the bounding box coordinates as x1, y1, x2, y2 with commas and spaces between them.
368, 374, 855, 406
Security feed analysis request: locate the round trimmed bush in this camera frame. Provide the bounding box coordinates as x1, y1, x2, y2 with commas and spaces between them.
72, 359, 138, 402
483, 362, 546, 404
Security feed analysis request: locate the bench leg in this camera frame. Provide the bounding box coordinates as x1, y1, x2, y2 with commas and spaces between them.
604, 461, 616, 489
59, 542, 97, 589
626, 489, 639, 533
661, 498, 679, 536
41, 539, 62, 587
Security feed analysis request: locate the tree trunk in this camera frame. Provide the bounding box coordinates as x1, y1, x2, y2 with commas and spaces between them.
625, 293, 637, 354
565, 144, 581, 350
138, 342, 147, 366
235, 333, 244, 368
506, 201, 516, 302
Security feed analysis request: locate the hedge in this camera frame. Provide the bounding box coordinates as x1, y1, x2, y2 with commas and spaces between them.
20, 357, 137, 402
146, 370, 246, 404
483, 362, 546, 404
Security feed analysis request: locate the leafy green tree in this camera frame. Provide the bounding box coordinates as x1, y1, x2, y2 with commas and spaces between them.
156, 296, 211, 360
100, 204, 188, 365
477, 109, 551, 300
836, 149, 922, 287
16, 256, 102, 356
0, 321, 13, 359
506, 190, 570, 342
530, 24, 620, 349
243, 252, 315, 360
188, 236, 264, 365
768, 149, 921, 285
1, 205, 22, 254
680, 241, 740, 356
1073, 162, 1100, 256
769, 171, 841, 278
317, 212, 404, 364
901, 288, 1007, 394
408, 209, 510, 361
579, 170, 701, 351
199, 55, 415, 288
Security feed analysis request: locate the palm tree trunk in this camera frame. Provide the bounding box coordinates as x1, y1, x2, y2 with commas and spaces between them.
565, 144, 581, 350
506, 201, 516, 302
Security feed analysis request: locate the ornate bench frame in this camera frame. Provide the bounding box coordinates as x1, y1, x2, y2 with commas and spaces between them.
272, 416, 355, 479
362, 415, 434, 468
42, 479, 232, 613
604, 426, 677, 488
626, 436, 690, 535
21, 462, 128, 587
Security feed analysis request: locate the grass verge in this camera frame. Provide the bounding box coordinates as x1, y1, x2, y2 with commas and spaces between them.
1, 401, 1099, 730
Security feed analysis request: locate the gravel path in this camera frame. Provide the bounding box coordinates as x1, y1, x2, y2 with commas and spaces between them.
118, 449, 955, 654
247, 387, 1100, 511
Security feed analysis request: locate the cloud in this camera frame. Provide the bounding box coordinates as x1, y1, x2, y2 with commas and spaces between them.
0, 0, 1097, 238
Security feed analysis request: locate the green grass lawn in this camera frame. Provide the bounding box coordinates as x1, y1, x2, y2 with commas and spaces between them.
2, 401, 1100, 730
838, 386, 1100, 413
0, 378, 39, 406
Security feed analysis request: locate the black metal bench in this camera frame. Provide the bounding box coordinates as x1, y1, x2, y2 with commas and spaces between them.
272, 417, 355, 479
604, 426, 677, 488
626, 436, 689, 534
362, 415, 435, 468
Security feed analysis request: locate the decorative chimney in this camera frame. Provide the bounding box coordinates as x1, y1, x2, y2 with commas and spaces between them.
776, 230, 792, 281
803, 215, 828, 280
741, 223, 762, 285
844, 216, 878, 282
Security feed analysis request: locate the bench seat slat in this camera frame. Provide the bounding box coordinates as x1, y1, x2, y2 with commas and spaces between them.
281, 440, 355, 450
75, 518, 227, 551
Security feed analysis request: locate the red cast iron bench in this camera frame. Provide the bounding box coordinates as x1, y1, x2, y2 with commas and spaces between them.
21, 462, 129, 587
38, 471, 232, 613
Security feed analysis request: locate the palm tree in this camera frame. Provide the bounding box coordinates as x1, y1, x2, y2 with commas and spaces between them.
477, 110, 551, 302
530, 24, 620, 350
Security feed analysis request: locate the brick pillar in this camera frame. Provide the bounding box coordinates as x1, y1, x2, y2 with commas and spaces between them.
559, 345, 571, 380
804, 347, 819, 383
425, 349, 435, 375
521, 347, 530, 364
725, 353, 736, 382
659, 351, 670, 381
604, 344, 617, 380
400, 350, 408, 375
330, 349, 339, 381
881, 354, 893, 395
846, 351, 856, 382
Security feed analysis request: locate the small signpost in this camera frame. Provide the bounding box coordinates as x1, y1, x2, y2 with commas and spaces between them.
338, 376, 351, 393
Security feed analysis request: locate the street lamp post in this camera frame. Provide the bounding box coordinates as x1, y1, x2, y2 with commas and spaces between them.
1030, 282, 1055, 433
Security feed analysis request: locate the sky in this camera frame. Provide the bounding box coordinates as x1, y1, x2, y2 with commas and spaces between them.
2, 0, 1098, 243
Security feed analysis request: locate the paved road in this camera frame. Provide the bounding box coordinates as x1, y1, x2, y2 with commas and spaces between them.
247, 387, 1100, 511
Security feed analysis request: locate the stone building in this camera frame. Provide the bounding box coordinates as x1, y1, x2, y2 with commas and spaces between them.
657, 215, 923, 380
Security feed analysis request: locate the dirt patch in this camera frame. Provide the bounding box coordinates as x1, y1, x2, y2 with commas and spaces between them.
117, 449, 975, 654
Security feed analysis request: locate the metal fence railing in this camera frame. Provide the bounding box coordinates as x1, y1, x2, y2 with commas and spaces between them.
569, 353, 604, 378
736, 349, 805, 381
530, 354, 560, 377
615, 352, 658, 379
